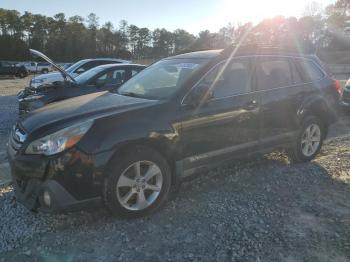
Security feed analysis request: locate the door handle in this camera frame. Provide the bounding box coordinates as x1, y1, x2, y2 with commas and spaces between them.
244, 100, 258, 110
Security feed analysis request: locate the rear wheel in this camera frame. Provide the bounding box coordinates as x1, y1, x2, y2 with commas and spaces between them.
103, 146, 171, 218
41, 69, 48, 74
18, 71, 26, 78
287, 116, 325, 163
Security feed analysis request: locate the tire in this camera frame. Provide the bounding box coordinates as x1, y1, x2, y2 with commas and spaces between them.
18, 72, 26, 78
42, 69, 48, 74
103, 146, 172, 218
287, 116, 326, 163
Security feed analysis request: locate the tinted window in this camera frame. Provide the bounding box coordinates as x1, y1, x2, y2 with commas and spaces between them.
75, 67, 106, 84
79, 61, 100, 72
290, 59, 304, 85
257, 58, 293, 90
297, 59, 324, 82
199, 58, 252, 99
99, 60, 120, 65
97, 68, 126, 86
132, 69, 141, 76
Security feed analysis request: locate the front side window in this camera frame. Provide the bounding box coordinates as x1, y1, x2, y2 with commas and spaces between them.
256, 58, 293, 90
197, 58, 252, 99
97, 69, 126, 86
118, 58, 209, 99
74, 67, 105, 84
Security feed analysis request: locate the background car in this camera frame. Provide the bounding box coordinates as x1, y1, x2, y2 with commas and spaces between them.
341, 79, 350, 109
21, 62, 52, 74
29, 50, 130, 89
18, 63, 146, 114
0, 61, 28, 78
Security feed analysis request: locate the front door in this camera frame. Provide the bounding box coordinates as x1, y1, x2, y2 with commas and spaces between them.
73, 67, 129, 98
180, 57, 260, 173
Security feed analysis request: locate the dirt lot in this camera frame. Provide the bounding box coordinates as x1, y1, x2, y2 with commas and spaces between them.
0, 77, 350, 261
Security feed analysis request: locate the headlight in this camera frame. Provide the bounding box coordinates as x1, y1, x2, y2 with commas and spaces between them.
31, 79, 45, 88
32, 79, 45, 84
25, 120, 93, 156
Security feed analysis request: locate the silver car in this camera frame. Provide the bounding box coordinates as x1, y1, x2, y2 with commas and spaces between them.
29, 52, 130, 89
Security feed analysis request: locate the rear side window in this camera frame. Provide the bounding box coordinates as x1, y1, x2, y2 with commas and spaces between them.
132, 69, 141, 76
296, 58, 324, 82
256, 58, 293, 90
289, 59, 304, 85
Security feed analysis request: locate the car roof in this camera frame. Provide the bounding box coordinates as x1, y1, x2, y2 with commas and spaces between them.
167, 46, 316, 61
94, 63, 146, 69
167, 49, 223, 59
78, 58, 131, 63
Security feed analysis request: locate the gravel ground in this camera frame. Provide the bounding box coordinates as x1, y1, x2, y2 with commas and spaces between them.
0, 77, 350, 261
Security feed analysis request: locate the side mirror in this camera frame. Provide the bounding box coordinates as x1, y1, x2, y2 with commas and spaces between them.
76, 68, 85, 74
185, 84, 213, 108
95, 78, 105, 88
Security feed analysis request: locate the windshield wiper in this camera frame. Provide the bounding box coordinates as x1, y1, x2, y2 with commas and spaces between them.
118, 91, 140, 98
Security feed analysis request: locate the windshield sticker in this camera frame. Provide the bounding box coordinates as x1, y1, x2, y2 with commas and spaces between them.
175, 63, 199, 69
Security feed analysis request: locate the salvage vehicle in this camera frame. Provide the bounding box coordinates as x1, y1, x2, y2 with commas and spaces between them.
17, 58, 146, 114
8, 46, 340, 218
0, 61, 28, 78
29, 49, 130, 89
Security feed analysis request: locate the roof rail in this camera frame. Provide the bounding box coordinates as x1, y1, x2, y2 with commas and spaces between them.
221, 44, 315, 56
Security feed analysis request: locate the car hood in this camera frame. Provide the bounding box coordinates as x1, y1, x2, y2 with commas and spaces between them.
29, 49, 76, 82
29, 72, 79, 91
21, 91, 158, 134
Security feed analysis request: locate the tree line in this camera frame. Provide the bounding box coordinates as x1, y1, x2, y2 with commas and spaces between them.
0, 0, 349, 62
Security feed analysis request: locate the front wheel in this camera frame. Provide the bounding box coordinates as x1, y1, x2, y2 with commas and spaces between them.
287, 116, 325, 163
103, 147, 172, 218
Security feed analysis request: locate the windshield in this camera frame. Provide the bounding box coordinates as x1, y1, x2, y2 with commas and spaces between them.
65, 60, 89, 73
74, 66, 105, 84
117, 58, 209, 99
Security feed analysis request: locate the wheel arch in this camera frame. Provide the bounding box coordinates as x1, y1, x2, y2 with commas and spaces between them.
297, 96, 334, 132
105, 138, 181, 188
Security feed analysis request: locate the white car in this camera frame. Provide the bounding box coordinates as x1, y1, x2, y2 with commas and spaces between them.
29, 52, 130, 89
22, 62, 52, 74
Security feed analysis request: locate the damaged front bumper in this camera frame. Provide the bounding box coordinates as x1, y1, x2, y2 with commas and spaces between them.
8, 141, 103, 213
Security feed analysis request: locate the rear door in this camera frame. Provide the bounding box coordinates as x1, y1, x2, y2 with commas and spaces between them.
256, 56, 304, 147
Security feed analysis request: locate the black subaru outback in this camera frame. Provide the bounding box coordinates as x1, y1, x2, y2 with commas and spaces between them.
8, 46, 340, 217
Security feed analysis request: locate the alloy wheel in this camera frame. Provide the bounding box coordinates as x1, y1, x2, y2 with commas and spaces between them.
301, 123, 321, 157
116, 161, 163, 211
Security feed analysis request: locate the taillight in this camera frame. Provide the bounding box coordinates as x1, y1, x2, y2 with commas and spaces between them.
334, 79, 342, 94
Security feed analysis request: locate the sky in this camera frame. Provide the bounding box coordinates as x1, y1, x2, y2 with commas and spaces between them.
1, 0, 336, 34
